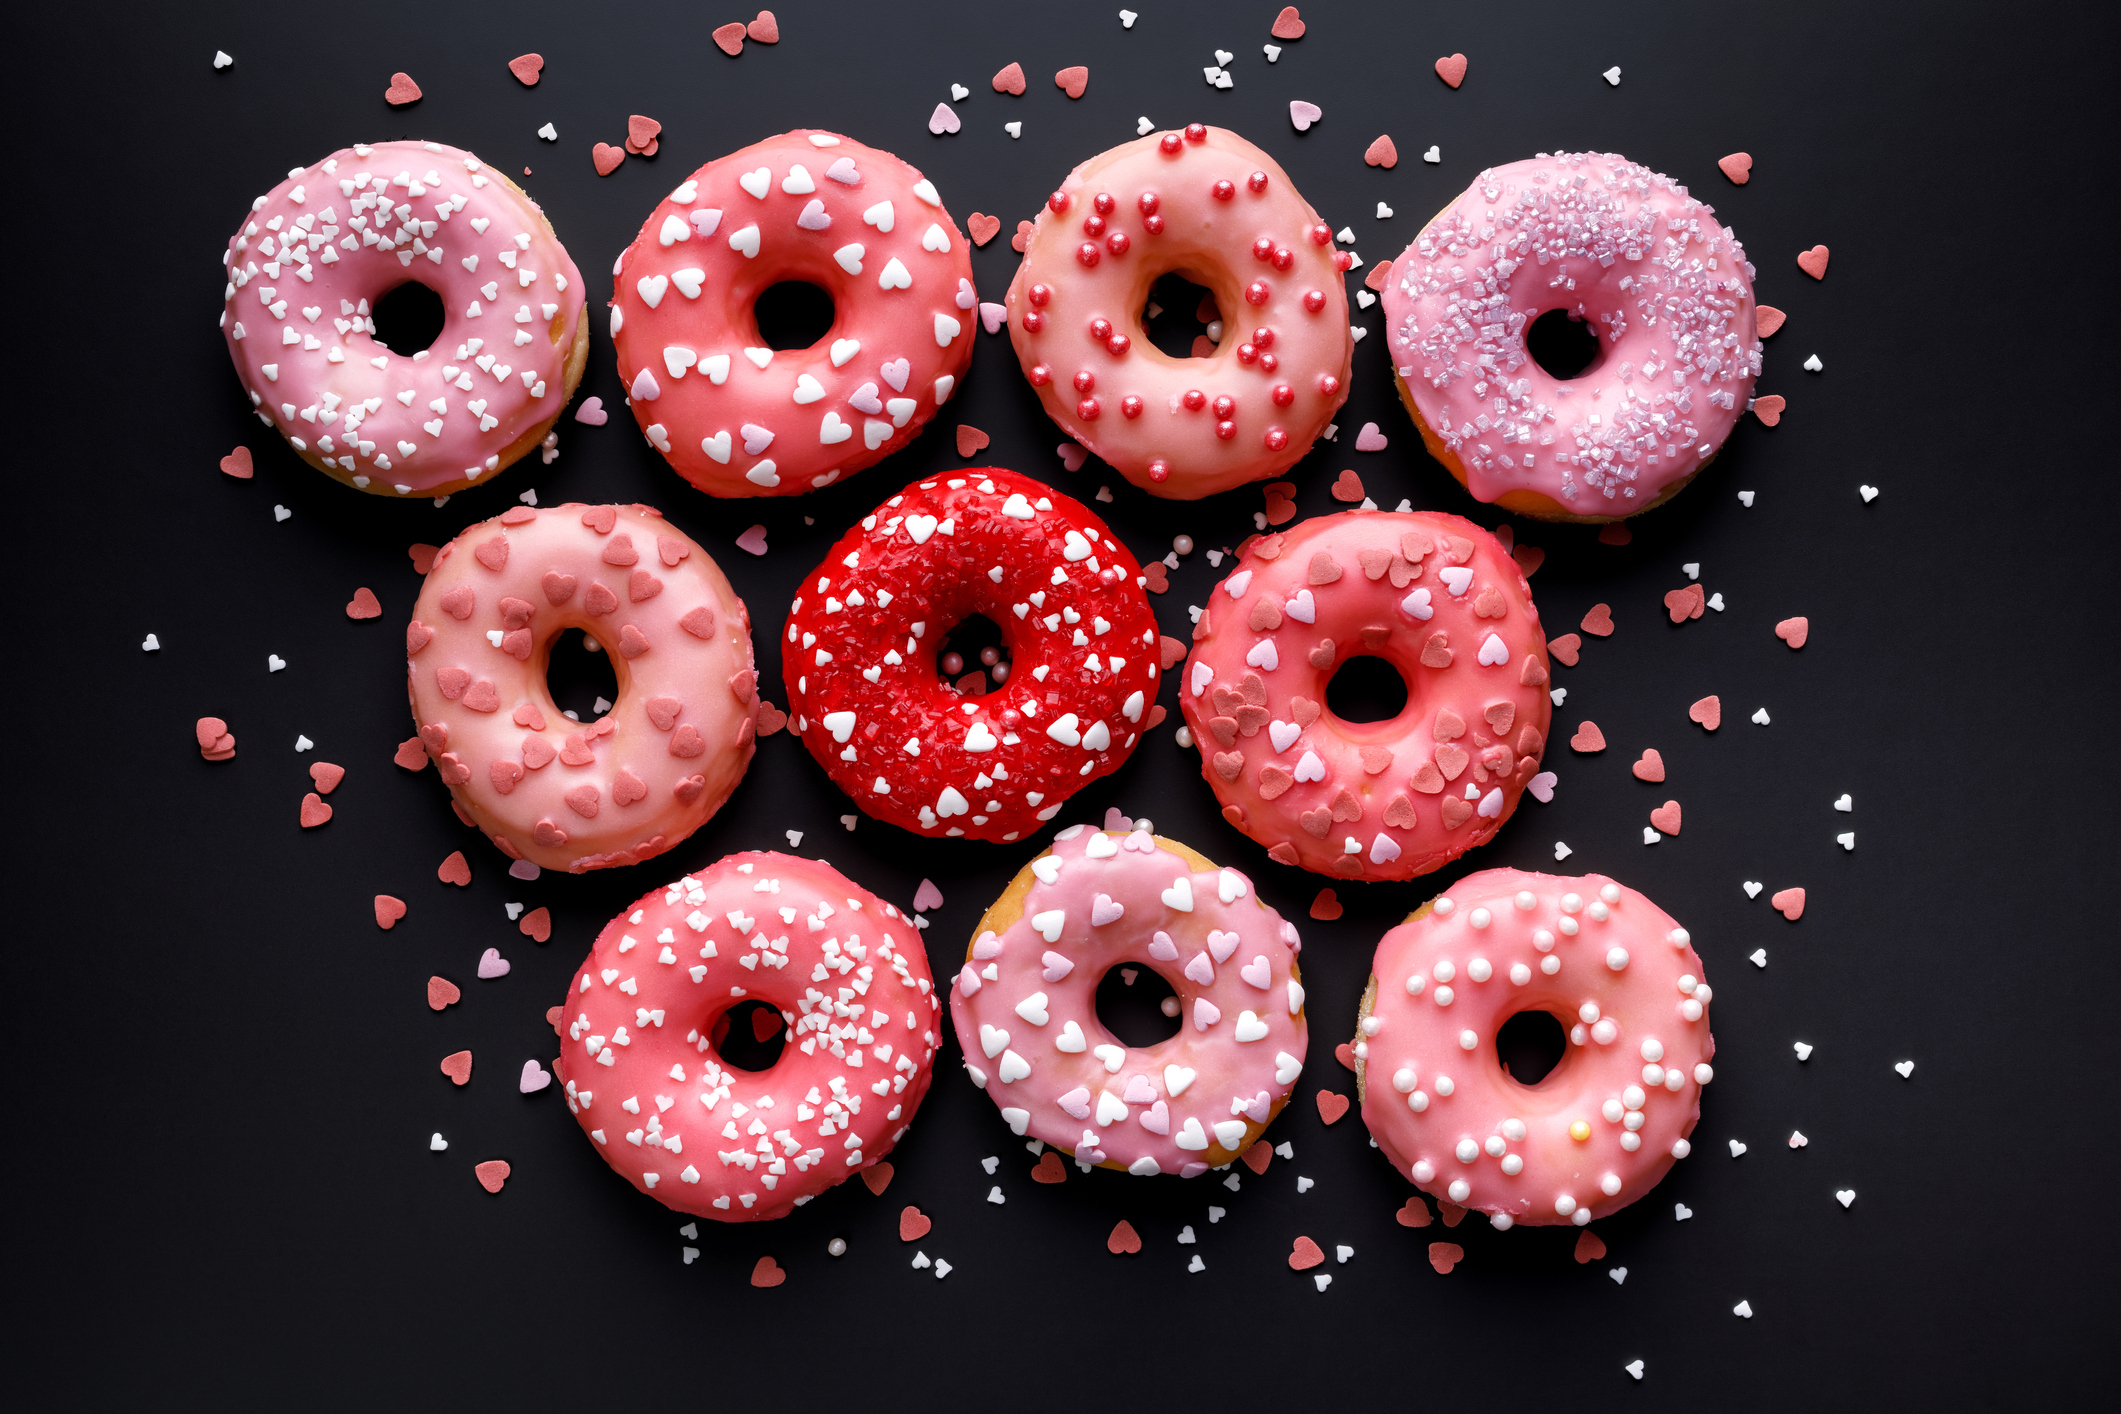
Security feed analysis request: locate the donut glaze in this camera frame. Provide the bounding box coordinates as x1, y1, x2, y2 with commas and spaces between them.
1356, 870, 1715, 1228
610, 131, 976, 497
783, 470, 1160, 843
1380, 152, 1761, 521
221, 140, 588, 497
553, 854, 940, 1221
1181, 511, 1551, 880
406, 504, 756, 873
948, 826, 1306, 1175
1005, 124, 1353, 498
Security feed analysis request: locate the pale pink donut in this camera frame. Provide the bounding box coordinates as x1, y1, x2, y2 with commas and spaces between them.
1356, 869, 1716, 1228
610, 130, 976, 497
1004, 124, 1353, 498
552, 853, 941, 1221
221, 140, 588, 497
948, 826, 1307, 1176
1180, 510, 1553, 881
406, 504, 756, 873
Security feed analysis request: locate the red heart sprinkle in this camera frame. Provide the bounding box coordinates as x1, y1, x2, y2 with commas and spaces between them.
1771, 887, 1806, 921
426, 976, 460, 1011
219, 446, 254, 479
899, 1206, 931, 1241
374, 895, 407, 929
1574, 1229, 1607, 1262
299, 792, 333, 828
1689, 695, 1721, 731
195, 716, 228, 750
1664, 585, 1704, 622
1241, 1140, 1273, 1175
751, 1007, 782, 1043
746, 10, 779, 43
519, 907, 551, 942
546, 1007, 563, 1034
1335, 1043, 1356, 1072
1434, 53, 1467, 87
346, 586, 382, 619
394, 736, 429, 771
1272, 6, 1307, 40
1309, 888, 1342, 921
1054, 66, 1089, 99
1797, 244, 1830, 279
1142, 562, 1169, 594
1364, 135, 1399, 168
1570, 721, 1606, 753
384, 72, 422, 105
409, 543, 439, 575
1718, 152, 1752, 184
1030, 1151, 1067, 1183
592, 143, 626, 177
627, 114, 661, 149
1753, 394, 1786, 426
1289, 1236, 1325, 1270
754, 701, 787, 736
1315, 1091, 1350, 1124
712, 22, 746, 55
309, 761, 345, 794
1429, 1242, 1465, 1274
474, 1159, 510, 1193
860, 1162, 894, 1195
1546, 632, 1580, 666
1397, 1197, 1432, 1228
1580, 603, 1614, 637
1650, 800, 1683, 834
749, 1255, 786, 1286
1159, 636, 1188, 669
955, 425, 990, 457
967, 212, 1001, 246
437, 850, 471, 886
1107, 1220, 1142, 1254
1013, 219, 1034, 253
1632, 749, 1666, 783
1756, 305, 1786, 337
440, 1051, 473, 1085
1775, 616, 1809, 649
507, 53, 543, 85
992, 61, 1026, 94
1330, 469, 1364, 502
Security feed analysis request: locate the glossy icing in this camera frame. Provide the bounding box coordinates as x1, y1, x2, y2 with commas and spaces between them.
406, 504, 756, 872
1005, 124, 1353, 498
948, 827, 1306, 1174
553, 854, 939, 1221
610, 131, 975, 497
1357, 870, 1714, 1227
220, 140, 587, 497
1180, 511, 1551, 879
1380, 152, 1761, 521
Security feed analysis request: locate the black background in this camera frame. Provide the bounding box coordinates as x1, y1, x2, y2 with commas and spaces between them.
16, 1, 2114, 1406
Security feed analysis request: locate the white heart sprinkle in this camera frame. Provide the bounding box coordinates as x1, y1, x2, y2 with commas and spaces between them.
1803, 353, 1823, 372
1553, 841, 1572, 861
1859, 484, 1879, 502
1750, 948, 1767, 967
1263, 44, 1280, 61
1738, 490, 1756, 506
429, 1132, 447, 1150
1729, 1140, 1748, 1158
1007, 121, 1023, 138
141, 633, 161, 651
1610, 1267, 1628, 1285
951, 83, 969, 101
268, 654, 287, 672
1794, 1042, 1814, 1061
1836, 1189, 1856, 1208
1895, 1060, 1914, 1078
274, 505, 291, 522
1734, 1300, 1754, 1319
1674, 1202, 1692, 1221
1744, 880, 1764, 898
1626, 1360, 1644, 1380
1423, 145, 1441, 163
1604, 65, 1623, 85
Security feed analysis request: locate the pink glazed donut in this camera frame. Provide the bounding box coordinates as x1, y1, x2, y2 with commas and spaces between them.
1380, 151, 1762, 522
1180, 510, 1552, 881
1355, 870, 1715, 1228
221, 140, 588, 497
948, 826, 1307, 1175
610, 130, 976, 497
406, 504, 757, 873
1005, 124, 1353, 498
553, 853, 941, 1221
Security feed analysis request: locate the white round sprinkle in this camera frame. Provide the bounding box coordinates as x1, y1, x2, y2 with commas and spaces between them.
1490, 1212, 1514, 1230
1361, 1015, 1382, 1036
1694, 1063, 1714, 1084
1623, 1085, 1646, 1110
1433, 1075, 1454, 1096
1642, 1064, 1666, 1087
1484, 1135, 1506, 1157
1408, 1090, 1429, 1112
1555, 1194, 1577, 1216
1606, 947, 1630, 971
1602, 1099, 1625, 1124
1572, 1207, 1592, 1225
1501, 1154, 1524, 1175
1560, 893, 1582, 914
1174, 725, 1194, 748
1533, 928, 1556, 952
1393, 1067, 1418, 1093
1502, 1118, 1527, 1141
1579, 1002, 1601, 1024
1405, 972, 1426, 995
1433, 960, 1457, 983
1600, 884, 1621, 904
1668, 927, 1690, 948
1592, 1018, 1618, 1045
1468, 958, 1492, 982
1513, 890, 1537, 911
1510, 963, 1532, 985
1670, 1138, 1691, 1159
1413, 1160, 1435, 1182
1468, 907, 1492, 929
828, 1238, 847, 1257
1558, 916, 1579, 936
1433, 897, 1456, 916
1694, 984, 1713, 1004
1173, 534, 1194, 554
1641, 1039, 1665, 1062
1664, 1068, 1684, 1091
1434, 986, 1455, 1007
1601, 1173, 1623, 1195
1540, 955, 1561, 975
1619, 1131, 1642, 1152
1677, 975, 1698, 995
1448, 1179, 1471, 1202
1587, 901, 1611, 922
1458, 1029, 1478, 1050
1623, 1110, 1645, 1132
1456, 1139, 1480, 1163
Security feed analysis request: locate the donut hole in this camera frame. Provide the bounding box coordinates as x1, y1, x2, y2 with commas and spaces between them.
369, 280, 447, 354
1495, 1009, 1569, 1086
936, 614, 1013, 692
1142, 271, 1222, 358
752, 280, 837, 351
544, 630, 619, 723
1525, 308, 1604, 381
1094, 965, 1181, 1049
1324, 654, 1409, 724
712, 1000, 788, 1072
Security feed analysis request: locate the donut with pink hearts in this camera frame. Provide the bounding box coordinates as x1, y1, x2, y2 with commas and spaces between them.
553, 853, 941, 1221
1355, 870, 1716, 1228
610, 130, 976, 498
1180, 510, 1552, 881
406, 503, 757, 873
221, 140, 588, 497
948, 824, 1307, 1176
1005, 123, 1354, 498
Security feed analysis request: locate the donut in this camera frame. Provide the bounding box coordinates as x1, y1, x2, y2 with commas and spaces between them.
782, 470, 1160, 842
406, 504, 757, 873
553, 853, 940, 1220
1004, 124, 1354, 499
948, 825, 1306, 1175
1179, 510, 1552, 880
1354, 870, 1714, 1228
221, 140, 588, 497
609, 130, 976, 498
1379, 152, 1762, 522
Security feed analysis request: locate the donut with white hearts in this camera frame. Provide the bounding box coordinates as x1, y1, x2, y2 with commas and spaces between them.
1354, 870, 1715, 1228
553, 853, 941, 1221
948, 824, 1307, 1176
221, 140, 588, 497
610, 130, 976, 497
782, 470, 1161, 842
1005, 123, 1354, 498
1181, 509, 1552, 880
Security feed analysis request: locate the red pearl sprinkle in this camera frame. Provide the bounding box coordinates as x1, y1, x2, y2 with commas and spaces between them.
1029, 365, 1051, 386
1212, 395, 1235, 419
1077, 242, 1101, 267
1090, 318, 1113, 340
1317, 374, 1340, 396
1212, 180, 1235, 201
1138, 191, 1160, 215
1182, 389, 1207, 411
1073, 369, 1096, 393
1048, 191, 1072, 214
1259, 352, 1278, 373
1028, 283, 1052, 307
1245, 281, 1270, 305
1247, 171, 1268, 193
1215, 420, 1237, 440
1078, 397, 1102, 420
1264, 427, 1289, 451
1236, 343, 1259, 365
1106, 230, 1130, 256
1185, 123, 1207, 143
1121, 394, 1144, 418
1309, 223, 1332, 246
1106, 334, 1131, 356
1143, 214, 1165, 235
1333, 251, 1354, 271
1253, 328, 1276, 349
1021, 311, 1046, 333
1082, 214, 1106, 238
1149, 457, 1172, 481
1093, 192, 1116, 215
1302, 289, 1326, 313
1272, 383, 1295, 407
1271, 246, 1294, 271
1159, 133, 1183, 155
1252, 237, 1275, 262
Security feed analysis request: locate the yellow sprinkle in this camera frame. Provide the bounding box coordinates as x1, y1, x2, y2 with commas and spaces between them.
1569, 1120, 1591, 1142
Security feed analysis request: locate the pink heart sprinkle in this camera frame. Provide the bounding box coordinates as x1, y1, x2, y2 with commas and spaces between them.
1208, 930, 1239, 963
1240, 956, 1272, 988
1042, 951, 1075, 981
477, 947, 511, 979
1355, 422, 1389, 451
1528, 771, 1558, 803
980, 301, 1007, 334
929, 103, 961, 136
1148, 931, 1178, 961
1057, 443, 1086, 473
574, 396, 608, 426
1289, 100, 1322, 132
1090, 893, 1125, 925
519, 1059, 551, 1093
1139, 1100, 1170, 1135
913, 878, 944, 911
1193, 998, 1222, 1030
1123, 1074, 1157, 1104
735, 525, 769, 556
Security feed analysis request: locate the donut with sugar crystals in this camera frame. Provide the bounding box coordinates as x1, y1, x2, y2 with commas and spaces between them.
1181, 510, 1551, 880
1381, 152, 1762, 521
783, 470, 1160, 842
553, 853, 940, 1220
948, 826, 1306, 1175
1355, 870, 1715, 1227
610, 130, 975, 497
221, 140, 588, 497
1006, 124, 1353, 498
407, 504, 756, 873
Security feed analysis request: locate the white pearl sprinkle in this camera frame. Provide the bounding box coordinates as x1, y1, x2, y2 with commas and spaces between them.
1510, 963, 1532, 985
1623, 1086, 1646, 1110
1599, 884, 1621, 904
1484, 1135, 1506, 1157
1540, 956, 1560, 975
1433, 960, 1457, 983
1458, 1029, 1478, 1050
1559, 893, 1582, 914
1668, 927, 1690, 948
1468, 907, 1492, 929
1456, 1139, 1479, 1162
1606, 947, 1630, 971
1468, 959, 1492, 982
1392, 1067, 1418, 1093
1641, 1039, 1665, 1062
1579, 1003, 1601, 1024
1448, 1179, 1471, 1202
1434, 1076, 1454, 1096
1513, 890, 1536, 910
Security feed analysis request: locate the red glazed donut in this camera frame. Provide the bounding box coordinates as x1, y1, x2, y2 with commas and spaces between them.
1355, 870, 1715, 1228
1005, 125, 1353, 499
783, 471, 1161, 842
553, 853, 941, 1221
1180, 511, 1552, 880
221, 140, 588, 497
407, 504, 757, 873
610, 130, 976, 497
